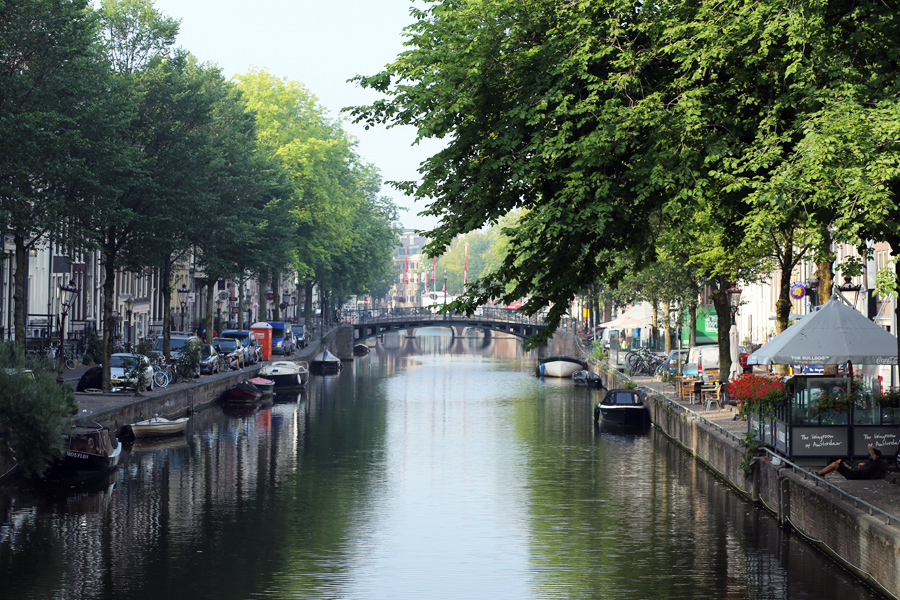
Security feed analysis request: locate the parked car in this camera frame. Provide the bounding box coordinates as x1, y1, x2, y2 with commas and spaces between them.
663, 349, 689, 375
267, 321, 293, 355
150, 334, 200, 361
110, 353, 155, 391
212, 337, 245, 368
291, 324, 306, 348
199, 344, 223, 374
683, 345, 721, 383
219, 330, 259, 364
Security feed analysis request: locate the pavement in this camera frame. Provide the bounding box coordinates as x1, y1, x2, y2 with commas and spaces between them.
68, 340, 322, 416
627, 369, 900, 519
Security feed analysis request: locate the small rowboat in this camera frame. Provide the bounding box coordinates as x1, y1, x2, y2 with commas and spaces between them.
221, 379, 262, 403
248, 377, 275, 395
130, 416, 190, 439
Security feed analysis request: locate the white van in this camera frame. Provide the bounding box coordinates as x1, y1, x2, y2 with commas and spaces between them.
683, 345, 720, 383
600, 328, 623, 349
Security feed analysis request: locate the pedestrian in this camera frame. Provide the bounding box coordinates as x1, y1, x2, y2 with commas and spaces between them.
817, 445, 886, 480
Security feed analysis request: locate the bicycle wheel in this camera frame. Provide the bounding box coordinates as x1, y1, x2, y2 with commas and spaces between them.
65, 358, 76, 370
153, 370, 170, 388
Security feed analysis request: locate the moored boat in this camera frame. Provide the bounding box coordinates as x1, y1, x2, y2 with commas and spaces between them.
258, 361, 310, 388
537, 356, 586, 378
221, 380, 262, 403
311, 350, 342, 375
593, 388, 650, 426
61, 420, 122, 474
353, 343, 370, 356
572, 369, 602, 388
130, 416, 190, 439
248, 377, 275, 395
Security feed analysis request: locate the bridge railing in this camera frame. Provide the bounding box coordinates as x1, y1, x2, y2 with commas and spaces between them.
340, 307, 547, 327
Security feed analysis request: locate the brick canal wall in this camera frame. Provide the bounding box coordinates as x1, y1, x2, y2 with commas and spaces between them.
596, 361, 900, 600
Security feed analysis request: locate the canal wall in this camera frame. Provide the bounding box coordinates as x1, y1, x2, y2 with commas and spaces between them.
596, 362, 900, 600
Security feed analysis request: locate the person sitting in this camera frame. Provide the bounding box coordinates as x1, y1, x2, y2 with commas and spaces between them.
817, 445, 885, 480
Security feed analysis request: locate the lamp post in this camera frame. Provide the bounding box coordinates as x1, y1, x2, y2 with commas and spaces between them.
124, 294, 134, 351
805, 277, 820, 308
725, 285, 742, 324
57, 281, 79, 383
838, 276, 862, 309
177, 284, 189, 332
280, 290, 290, 320
216, 298, 223, 335
245, 289, 253, 325
443, 269, 448, 309
291, 291, 297, 323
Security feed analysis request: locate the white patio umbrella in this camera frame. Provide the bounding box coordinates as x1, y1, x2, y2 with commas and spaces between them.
728, 322, 741, 380
747, 298, 899, 366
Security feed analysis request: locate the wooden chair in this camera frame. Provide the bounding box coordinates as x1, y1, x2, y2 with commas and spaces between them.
703, 385, 722, 410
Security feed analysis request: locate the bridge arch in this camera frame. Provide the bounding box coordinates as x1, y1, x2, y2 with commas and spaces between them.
350, 311, 547, 342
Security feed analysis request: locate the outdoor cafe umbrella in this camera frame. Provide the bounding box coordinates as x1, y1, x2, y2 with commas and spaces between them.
728, 322, 741, 380
599, 315, 650, 329
747, 298, 899, 366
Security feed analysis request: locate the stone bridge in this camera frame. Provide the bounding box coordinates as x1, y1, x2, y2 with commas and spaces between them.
345, 307, 548, 342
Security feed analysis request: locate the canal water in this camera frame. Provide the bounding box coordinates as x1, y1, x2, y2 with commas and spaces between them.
0, 333, 884, 599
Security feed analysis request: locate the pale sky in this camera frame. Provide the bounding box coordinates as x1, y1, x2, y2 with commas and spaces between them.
151, 0, 443, 231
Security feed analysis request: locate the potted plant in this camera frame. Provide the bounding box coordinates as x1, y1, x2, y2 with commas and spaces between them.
812, 388, 854, 424
874, 388, 900, 424
729, 374, 789, 419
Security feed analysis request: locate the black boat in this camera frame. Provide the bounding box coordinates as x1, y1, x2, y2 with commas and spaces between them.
594, 389, 650, 426
311, 350, 343, 375
60, 420, 122, 474
572, 369, 602, 388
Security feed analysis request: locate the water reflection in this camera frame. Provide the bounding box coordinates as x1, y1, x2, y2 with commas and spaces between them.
0, 334, 884, 600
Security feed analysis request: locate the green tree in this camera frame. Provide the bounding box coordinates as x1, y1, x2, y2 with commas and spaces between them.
0, 0, 107, 348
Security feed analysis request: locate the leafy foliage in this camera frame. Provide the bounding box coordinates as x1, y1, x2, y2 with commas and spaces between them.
729, 374, 788, 418
0, 343, 77, 478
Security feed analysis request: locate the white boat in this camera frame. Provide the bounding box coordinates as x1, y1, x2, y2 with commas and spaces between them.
130, 416, 190, 439
311, 350, 342, 375
259, 360, 310, 388
537, 356, 586, 378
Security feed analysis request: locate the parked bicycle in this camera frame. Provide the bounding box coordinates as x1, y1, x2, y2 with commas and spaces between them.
625, 347, 665, 376
150, 356, 173, 388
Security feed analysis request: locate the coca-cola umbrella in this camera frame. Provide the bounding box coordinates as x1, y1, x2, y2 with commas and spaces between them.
747, 298, 899, 366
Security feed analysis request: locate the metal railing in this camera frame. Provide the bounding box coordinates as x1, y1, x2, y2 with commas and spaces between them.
635, 373, 900, 526
340, 306, 547, 327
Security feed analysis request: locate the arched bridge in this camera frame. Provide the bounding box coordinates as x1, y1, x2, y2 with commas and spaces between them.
346, 307, 548, 342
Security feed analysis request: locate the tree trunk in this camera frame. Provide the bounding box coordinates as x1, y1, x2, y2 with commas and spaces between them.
13, 237, 27, 348
711, 275, 732, 385
775, 236, 794, 335
304, 282, 314, 328
101, 256, 117, 392
161, 262, 172, 361
663, 301, 672, 354
816, 228, 834, 304
688, 301, 698, 348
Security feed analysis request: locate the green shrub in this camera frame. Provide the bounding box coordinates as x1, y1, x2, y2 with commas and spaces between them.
0, 342, 77, 478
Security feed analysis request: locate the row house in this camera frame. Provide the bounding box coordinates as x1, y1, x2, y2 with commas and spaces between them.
0, 236, 299, 352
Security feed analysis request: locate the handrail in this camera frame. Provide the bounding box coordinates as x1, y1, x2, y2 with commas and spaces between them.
636, 373, 900, 526
342, 307, 547, 327
760, 447, 898, 526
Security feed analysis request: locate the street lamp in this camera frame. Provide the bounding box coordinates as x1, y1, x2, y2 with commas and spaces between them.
291, 291, 298, 322
443, 269, 448, 309
725, 285, 742, 324
280, 290, 290, 319
838, 276, 862, 308
57, 281, 79, 383
124, 294, 134, 350
177, 284, 189, 332
245, 288, 253, 325
806, 277, 820, 307
216, 298, 223, 334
